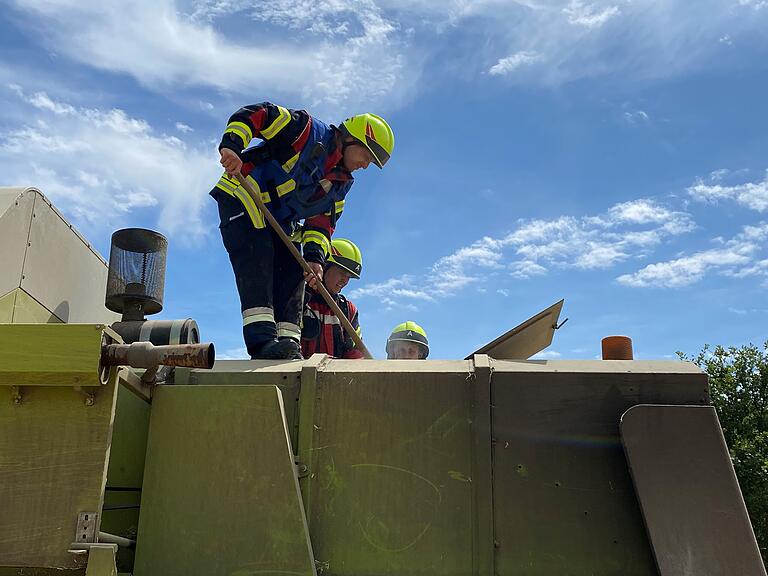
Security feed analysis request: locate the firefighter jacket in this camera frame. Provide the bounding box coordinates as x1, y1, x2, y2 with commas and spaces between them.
213, 102, 353, 265
301, 289, 364, 360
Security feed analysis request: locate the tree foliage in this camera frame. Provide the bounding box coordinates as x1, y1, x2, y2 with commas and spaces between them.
678, 342, 768, 563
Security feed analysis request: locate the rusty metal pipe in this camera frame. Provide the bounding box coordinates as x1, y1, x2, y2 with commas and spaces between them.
102, 341, 215, 369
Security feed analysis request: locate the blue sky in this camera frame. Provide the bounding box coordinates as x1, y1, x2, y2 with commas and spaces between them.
1, 0, 767, 360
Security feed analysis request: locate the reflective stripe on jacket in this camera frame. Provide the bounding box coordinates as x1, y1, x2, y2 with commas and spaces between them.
301, 290, 364, 359
214, 102, 353, 264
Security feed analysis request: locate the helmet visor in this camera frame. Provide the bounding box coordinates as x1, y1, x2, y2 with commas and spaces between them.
366, 136, 390, 168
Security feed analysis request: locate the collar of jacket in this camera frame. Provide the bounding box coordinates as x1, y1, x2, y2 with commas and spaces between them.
323, 129, 352, 181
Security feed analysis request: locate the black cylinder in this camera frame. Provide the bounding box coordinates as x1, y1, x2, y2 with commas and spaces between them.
110, 319, 200, 346
105, 228, 167, 319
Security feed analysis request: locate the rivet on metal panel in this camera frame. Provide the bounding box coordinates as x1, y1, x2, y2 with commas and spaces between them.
295, 461, 309, 478
74, 386, 96, 406
11, 386, 22, 405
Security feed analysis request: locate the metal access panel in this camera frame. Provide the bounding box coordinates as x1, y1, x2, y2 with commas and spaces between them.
22, 190, 119, 324
0, 188, 34, 300
466, 299, 564, 360
298, 359, 479, 575
621, 404, 767, 576
490, 360, 709, 575
0, 377, 118, 568
134, 385, 316, 576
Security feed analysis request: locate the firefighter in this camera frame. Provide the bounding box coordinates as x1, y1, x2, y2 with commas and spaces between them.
301, 238, 365, 359
211, 103, 394, 359
386, 321, 429, 359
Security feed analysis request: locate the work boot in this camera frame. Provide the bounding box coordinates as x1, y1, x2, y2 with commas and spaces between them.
278, 338, 304, 360
251, 338, 303, 360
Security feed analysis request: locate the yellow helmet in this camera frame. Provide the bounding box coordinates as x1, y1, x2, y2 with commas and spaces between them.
339, 113, 394, 168
386, 321, 429, 359
327, 238, 362, 279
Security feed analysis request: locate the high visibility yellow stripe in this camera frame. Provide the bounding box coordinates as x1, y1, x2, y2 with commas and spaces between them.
243, 309, 274, 326
215, 174, 270, 228
335, 200, 345, 213
260, 106, 290, 139
276, 179, 296, 197
224, 121, 252, 148
289, 229, 303, 243
303, 230, 331, 255
282, 152, 299, 172
276, 322, 301, 339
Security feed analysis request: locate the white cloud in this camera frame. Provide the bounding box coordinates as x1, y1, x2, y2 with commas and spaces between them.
5, 0, 768, 109
352, 196, 695, 306
8, 0, 411, 111
217, 346, 249, 359
489, 51, 541, 76
686, 170, 768, 212
738, 0, 767, 9
0, 85, 217, 242
531, 349, 561, 359
563, 1, 620, 28
175, 122, 194, 133
617, 223, 768, 288
623, 110, 649, 124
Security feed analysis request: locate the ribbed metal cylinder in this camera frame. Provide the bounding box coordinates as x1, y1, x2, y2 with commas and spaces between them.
601, 335, 634, 360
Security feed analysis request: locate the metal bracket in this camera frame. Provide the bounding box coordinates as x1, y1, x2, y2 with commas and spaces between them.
554, 317, 569, 330
74, 511, 99, 545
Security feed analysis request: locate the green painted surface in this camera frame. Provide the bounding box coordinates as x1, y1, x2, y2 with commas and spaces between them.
300, 367, 475, 575
133, 385, 315, 576
0, 291, 14, 323
0, 378, 118, 568
491, 370, 706, 575
11, 289, 62, 323
106, 383, 150, 489
0, 323, 107, 386
85, 545, 117, 576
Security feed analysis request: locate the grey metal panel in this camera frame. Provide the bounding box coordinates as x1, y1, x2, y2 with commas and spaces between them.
621, 405, 767, 576
0, 187, 29, 216
21, 190, 119, 324
467, 299, 564, 360
0, 188, 33, 299
134, 385, 315, 576
491, 369, 708, 575
299, 364, 476, 575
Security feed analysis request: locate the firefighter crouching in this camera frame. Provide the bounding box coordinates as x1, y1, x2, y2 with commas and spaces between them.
301, 238, 365, 359
211, 102, 394, 359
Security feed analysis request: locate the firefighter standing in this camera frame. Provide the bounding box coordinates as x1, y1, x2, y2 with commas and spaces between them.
301, 238, 365, 359
386, 321, 430, 359
211, 102, 394, 359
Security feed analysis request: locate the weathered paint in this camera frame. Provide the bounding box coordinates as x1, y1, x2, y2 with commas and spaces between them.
133, 385, 316, 576
622, 405, 768, 576
0, 324, 114, 387
0, 375, 118, 568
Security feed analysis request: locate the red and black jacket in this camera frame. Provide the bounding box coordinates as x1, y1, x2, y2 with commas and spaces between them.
301, 289, 364, 359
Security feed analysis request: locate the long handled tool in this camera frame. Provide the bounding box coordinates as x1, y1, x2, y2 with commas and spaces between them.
235, 173, 373, 359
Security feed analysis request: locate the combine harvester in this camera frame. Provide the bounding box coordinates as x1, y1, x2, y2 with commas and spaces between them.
0, 186, 765, 576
